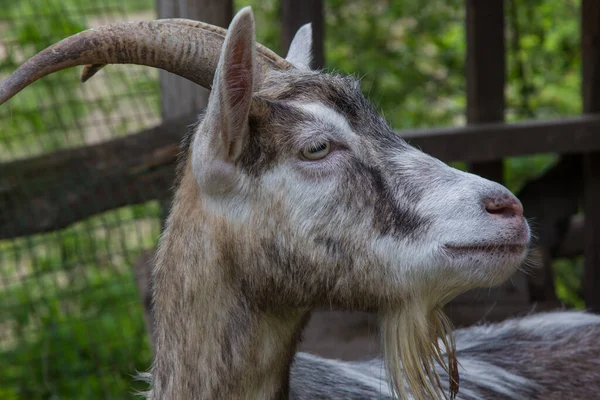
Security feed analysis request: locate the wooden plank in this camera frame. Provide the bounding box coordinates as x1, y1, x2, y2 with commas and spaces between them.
444, 301, 560, 328
299, 311, 379, 361
402, 115, 600, 162
281, 0, 324, 69
557, 215, 584, 258
0, 114, 195, 240
279, 300, 563, 362
463, 0, 528, 308
582, 0, 600, 313
465, 0, 505, 183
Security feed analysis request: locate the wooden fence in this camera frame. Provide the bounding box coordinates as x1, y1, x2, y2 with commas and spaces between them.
1, 0, 599, 334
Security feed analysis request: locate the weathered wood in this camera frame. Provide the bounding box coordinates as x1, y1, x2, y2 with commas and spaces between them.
299, 311, 379, 361
0, 114, 195, 239
583, 151, 600, 310
444, 301, 561, 328
465, 0, 505, 183
402, 115, 600, 162
281, 0, 324, 69
582, 0, 600, 313
526, 247, 557, 303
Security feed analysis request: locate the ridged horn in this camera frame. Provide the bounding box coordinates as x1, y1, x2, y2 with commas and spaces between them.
80, 18, 290, 82
0, 19, 293, 105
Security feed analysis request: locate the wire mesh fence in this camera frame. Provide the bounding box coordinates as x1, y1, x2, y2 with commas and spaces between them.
0, 0, 161, 398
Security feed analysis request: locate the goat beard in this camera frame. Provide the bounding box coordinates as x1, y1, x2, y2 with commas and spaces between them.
381, 303, 458, 400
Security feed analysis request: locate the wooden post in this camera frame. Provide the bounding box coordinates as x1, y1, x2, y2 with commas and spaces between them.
281, 0, 324, 69
582, 0, 600, 313
465, 0, 505, 183
452, 0, 530, 315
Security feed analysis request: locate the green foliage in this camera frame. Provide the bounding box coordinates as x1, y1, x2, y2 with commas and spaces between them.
554, 257, 585, 309
0, 0, 89, 155
237, 0, 282, 52
325, 0, 467, 130
505, 0, 581, 120
0, 0, 160, 160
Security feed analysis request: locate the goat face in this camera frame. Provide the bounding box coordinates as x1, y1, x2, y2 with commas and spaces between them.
190, 13, 530, 311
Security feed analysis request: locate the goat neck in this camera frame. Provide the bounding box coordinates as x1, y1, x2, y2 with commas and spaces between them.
150, 165, 309, 399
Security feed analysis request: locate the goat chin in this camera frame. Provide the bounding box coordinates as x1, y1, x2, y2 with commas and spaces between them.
382, 302, 457, 400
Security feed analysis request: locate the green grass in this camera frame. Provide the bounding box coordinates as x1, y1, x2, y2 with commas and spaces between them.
0, 202, 161, 399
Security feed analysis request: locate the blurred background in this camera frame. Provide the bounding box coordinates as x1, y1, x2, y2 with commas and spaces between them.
0, 0, 596, 398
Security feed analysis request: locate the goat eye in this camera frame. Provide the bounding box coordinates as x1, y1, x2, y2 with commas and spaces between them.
301, 141, 331, 160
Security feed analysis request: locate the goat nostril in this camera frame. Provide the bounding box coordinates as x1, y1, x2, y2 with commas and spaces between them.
486, 205, 511, 215
484, 197, 524, 218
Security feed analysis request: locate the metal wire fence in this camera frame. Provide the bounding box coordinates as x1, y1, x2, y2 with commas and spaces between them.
0, 0, 161, 398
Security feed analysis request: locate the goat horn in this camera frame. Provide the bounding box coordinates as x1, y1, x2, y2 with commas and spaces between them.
0, 20, 293, 105
80, 18, 291, 82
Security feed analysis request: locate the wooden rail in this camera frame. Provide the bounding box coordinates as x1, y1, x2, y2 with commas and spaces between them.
0, 114, 194, 239
2, 113, 598, 239
403, 115, 600, 162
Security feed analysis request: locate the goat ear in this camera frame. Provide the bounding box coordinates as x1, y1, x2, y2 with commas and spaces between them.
285, 23, 313, 70
193, 7, 255, 193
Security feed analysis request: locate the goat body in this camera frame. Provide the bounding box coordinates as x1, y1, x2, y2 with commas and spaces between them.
291, 311, 600, 399
2, 6, 599, 400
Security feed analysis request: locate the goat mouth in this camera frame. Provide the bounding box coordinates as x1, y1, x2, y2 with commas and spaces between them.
443, 244, 527, 257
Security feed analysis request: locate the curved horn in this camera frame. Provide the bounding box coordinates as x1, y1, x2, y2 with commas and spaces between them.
80, 18, 289, 82
0, 20, 293, 105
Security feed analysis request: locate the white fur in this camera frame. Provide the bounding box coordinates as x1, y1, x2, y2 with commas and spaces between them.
285, 23, 313, 69
457, 358, 540, 398
514, 310, 600, 333
297, 102, 359, 142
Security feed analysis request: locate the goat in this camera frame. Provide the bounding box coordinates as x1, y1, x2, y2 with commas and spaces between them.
1, 6, 599, 400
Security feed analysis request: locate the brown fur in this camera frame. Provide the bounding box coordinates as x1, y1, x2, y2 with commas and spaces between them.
151, 160, 311, 399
